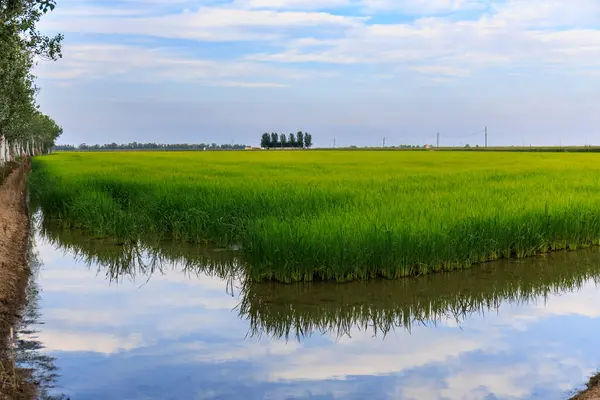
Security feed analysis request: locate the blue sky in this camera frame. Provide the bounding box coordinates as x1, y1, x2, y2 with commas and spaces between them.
34, 0, 600, 147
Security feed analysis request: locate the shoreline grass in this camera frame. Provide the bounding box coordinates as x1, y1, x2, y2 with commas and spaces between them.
29, 151, 600, 282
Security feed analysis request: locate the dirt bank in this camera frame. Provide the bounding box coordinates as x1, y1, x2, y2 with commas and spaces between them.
0, 161, 35, 399
572, 373, 600, 400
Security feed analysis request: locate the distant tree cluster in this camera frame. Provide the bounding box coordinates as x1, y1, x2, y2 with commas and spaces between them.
53, 144, 76, 151
261, 132, 313, 149
393, 144, 427, 149
54, 142, 248, 151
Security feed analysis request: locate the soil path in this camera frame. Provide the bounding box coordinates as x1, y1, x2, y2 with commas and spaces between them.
0, 162, 35, 399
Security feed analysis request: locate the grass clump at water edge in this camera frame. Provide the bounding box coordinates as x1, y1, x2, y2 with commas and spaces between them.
28, 150, 600, 283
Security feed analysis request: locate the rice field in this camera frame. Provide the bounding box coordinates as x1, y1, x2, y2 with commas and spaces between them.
29, 150, 600, 282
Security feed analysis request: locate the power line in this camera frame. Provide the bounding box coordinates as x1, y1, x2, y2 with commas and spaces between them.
444, 129, 485, 139
435, 127, 488, 147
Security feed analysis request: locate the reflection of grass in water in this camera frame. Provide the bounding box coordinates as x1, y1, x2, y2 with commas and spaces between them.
36, 212, 246, 292
32, 213, 600, 347
239, 249, 600, 341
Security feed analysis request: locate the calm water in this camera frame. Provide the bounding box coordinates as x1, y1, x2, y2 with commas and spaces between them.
19, 215, 600, 399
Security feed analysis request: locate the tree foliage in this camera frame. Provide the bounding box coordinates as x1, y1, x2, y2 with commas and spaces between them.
260, 131, 313, 149
1, 0, 63, 60
304, 133, 313, 148
261, 133, 270, 149
0, 0, 63, 162
296, 131, 304, 148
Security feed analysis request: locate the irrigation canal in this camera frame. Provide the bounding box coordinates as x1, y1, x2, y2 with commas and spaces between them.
17, 210, 600, 399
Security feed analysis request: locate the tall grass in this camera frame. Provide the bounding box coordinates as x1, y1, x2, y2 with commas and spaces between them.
29, 151, 600, 282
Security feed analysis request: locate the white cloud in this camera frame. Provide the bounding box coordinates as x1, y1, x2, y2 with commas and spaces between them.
491, 0, 600, 28
45, 309, 128, 327
39, 5, 365, 41
241, 0, 353, 9
36, 330, 145, 354
361, 0, 485, 14
267, 328, 496, 381
183, 339, 301, 363
39, 266, 117, 293
35, 43, 321, 87
254, 16, 600, 75
410, 65, 471, 76
512, 281, 600, 321
32, 0, 600, 86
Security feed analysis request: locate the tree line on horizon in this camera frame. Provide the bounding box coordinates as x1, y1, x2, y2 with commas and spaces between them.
0, 1, 64, 165
261, 132, 313, 149
54, 142, 248, 151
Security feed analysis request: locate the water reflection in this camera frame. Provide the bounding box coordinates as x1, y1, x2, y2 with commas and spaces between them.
39, 215, 245, 295
14, 234, 68, 399
240, 251, 600, 341
29, 215, 600, 399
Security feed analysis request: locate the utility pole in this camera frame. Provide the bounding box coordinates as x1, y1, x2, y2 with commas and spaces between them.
437, 132, 440, 148
383, 137, 386, 148
485, 126, 488, 148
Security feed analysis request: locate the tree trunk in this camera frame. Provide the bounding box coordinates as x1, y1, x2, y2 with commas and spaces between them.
0, 135, 6, 165
4, 138, 10, 163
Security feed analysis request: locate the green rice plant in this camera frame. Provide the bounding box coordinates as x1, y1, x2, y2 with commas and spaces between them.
28, 150, 600, 282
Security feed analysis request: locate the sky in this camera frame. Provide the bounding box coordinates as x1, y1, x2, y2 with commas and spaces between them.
33, 0, 600, 148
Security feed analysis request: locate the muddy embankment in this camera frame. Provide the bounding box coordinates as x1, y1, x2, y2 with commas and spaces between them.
0, 161, 36, 399
572, 373, 600, 400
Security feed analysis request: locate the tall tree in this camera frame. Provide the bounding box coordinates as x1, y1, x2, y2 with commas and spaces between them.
0, 0, 63, 163
288, 133, 296, 148
279, 133, 287, 148
270, 133, 278, 147
304, 133, 313, 148
261, 132, 271, 148
296, 131, 304, 148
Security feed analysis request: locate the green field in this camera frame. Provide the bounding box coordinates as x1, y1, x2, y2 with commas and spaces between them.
29, 150, 600, 282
